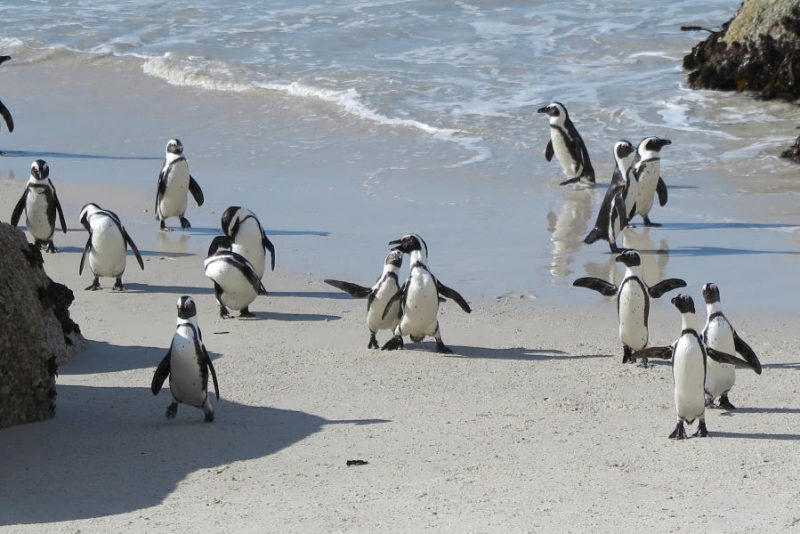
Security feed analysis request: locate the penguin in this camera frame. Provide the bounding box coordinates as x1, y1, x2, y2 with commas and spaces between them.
573, 249, 686, 365
155, 139, 204, 230
10, 160, 67, 252
0, 55, 13, 141
151, 296, 220, 422
701, 283, 762, 410
626, 136, 671, 227
631, 294, 761, 439
380, 234, 471, 354
324, 250, 404, 349
204, 236, 267, 318
536, 102, 595, 186
217, 206, 276, 284
583, 140, 635, 252
79, 203, 145, 291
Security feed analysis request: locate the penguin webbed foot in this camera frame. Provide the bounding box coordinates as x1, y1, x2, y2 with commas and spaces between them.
85, 278, 101, 291
219, 305, 232, 319
159, 220, 167, 231
238, 307, 255, 318
558, 176, 582, 186
622, 346, 634, 364
435, 340, 454, 355
45, 241, 58, 253
636, 358, 649, 368
718, 395, 736, 410
166, 402, 178, 420
669, 421, 687, 440
368, 333, 379, 349
381, 335, 404, 351
694, 420, 709, 438
643, 217, 661, 228
204, 411, 215, 423
113, 278, 124, 291
180, 217, 192, 229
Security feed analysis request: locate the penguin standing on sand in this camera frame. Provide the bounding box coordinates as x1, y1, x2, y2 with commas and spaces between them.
79, 203, 145, 291
631, 294, 761, 439
380, 234, 471, 354
205, 236, 267, 318
155, 139, 204, 230
627, 136, 670, 227
10, 160, 67, 252
0, 55, 14, 148
537, 102, 595, 186
151, 296, 220, 422
701, 283, 762, 410
584, 140, 635, 252
218, 206, 276, 284
573, 249, 686, 365
325, 250, 404, 349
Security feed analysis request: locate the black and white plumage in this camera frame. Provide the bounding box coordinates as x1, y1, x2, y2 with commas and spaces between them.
204, 236, 267, 318
155, 139, 204, 230
573, 249, 686, 365
151, 296, 220, 422
380, 234, 471, 354
537, 102, 595, 186
626, 136, 671, 227
10, 160, 67, 253
79, 203, 144, 291
0, 55, 13, 140
631, 294, 761, 439
324, 250, 404, 349
701, 283, 762, 410
584, 140, 635, 252
217, 206, 276, 283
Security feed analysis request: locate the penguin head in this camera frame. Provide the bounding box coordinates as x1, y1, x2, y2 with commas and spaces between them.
31, 159, 49, 181
176, 296, 197, 320
389, 234, 428, 258
614, 140, 634, 161
208, 235, 233, 256
614, 249, 641, 268
221, 206, 242, 237
384, 249, 404, 269
702, 283, 721, 305
638, 136, 671, 155
79, 203, 102, 230
536, 102, 568, 124
166, 139, 184, 156
670, 293, 695, 314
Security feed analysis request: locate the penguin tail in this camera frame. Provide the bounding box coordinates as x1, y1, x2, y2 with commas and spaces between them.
583, 228, 603, 245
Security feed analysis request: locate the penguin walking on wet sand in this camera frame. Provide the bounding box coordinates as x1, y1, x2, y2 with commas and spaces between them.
626, 136, 671, 227
584, 140, 635, 252
10, 160, 67, 252
325, 250, 404, 349
380, 234, 471, 354
631, 294, 761, 439
537, 102, 595, 186
155, 139, 204, 230
205, 236, 267, 318
573, 249, 686, 365
152, 296, 220, 422
701, 283, 762, 410
79, 203, 145, 291
218, 206, 276, 286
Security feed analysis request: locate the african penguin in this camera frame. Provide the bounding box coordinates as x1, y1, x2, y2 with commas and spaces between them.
380, 234, 471, 354
10, 160, 67, 252
79, 203, 145, 291
0, 55, 12, 142
627, 136, 670, 227
537, 102, 595, 186
151, 296, 220, 422
584, 140, 635, 252
155, 139, 204, 230
631, 294, 761, 439
325, 250, 404, 349
573, 249, 686, 365
218, 206, 276, 283
204, 236, 267, 318
701, 283, 762, 410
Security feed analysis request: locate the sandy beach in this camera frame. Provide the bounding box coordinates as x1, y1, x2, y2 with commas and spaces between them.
2, 56, 800, 533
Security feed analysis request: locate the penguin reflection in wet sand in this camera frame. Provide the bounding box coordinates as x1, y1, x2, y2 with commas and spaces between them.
218, 206, 276, 286
205, 236, 267, 318
701, 283, 762, 410
537, 102, 595, 186
627, 136, 671, 227
10, 160, 67, 252
584, 140, 635, 252
155, 139, 204, 230
631, 294, 761, 439
79, 203, 145, 291
152, 296, 220, 422
325, 250, 404, 349
573, 250, 686, 366
381, 234, 471, 354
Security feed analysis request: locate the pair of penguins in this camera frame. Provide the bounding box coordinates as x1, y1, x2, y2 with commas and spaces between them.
538, 102, 671, 251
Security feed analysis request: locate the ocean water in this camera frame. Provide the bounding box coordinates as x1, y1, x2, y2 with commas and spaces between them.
1, 0, 799, 314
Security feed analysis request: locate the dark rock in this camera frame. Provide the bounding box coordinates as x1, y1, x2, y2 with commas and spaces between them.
780, 130, 800, 162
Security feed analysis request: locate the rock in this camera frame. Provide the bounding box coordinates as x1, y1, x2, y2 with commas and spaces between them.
0, 223, 84, 428
780, 130, 800, 162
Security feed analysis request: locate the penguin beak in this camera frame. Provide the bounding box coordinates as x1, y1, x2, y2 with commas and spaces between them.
388, 238, 403, 251
536, 106, 549, 114
660, 139, 672, 148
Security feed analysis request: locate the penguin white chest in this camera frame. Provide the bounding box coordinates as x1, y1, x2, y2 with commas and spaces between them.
168, 330, 207, 408
400, 270, 439, 335
204, 257, 258, 311
617, 279, 648, 350
231, 221, 266, 279
634, 160, 660, 215
704, 319, 736, 398
673, 337, 706, 421
89, 220, 127, 277
551, 128, 578, 176
26, 188, 54, 240
367, 277, 401, 332
159, 161, 191, 218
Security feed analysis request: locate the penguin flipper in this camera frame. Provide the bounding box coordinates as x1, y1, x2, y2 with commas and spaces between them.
203, 345, 220, 400
122, 229, 145, 270
324, 279, 373, 298
188, 176, 204, 206
155, 165, 167, 215
262, 232, 276, 271
436, 280, 471, 313
572, 277, 618, 297
208, 235, 230, 256
732, 331, 762, 375
656, 177, 668, 206
53, 193, 68, 234
79, 237, 92, 275
10, 190, 27, 227
544, 140, 554, 162
0, 99, 13, 132
707, 347, 761, 374
648, 278, 687, 299
382, 289, 405, 321
583, 227, 604, 245
631, 346, 674, 361
151, 350, 172, 395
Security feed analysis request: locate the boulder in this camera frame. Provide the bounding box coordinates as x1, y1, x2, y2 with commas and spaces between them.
0, 223, 83, 428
